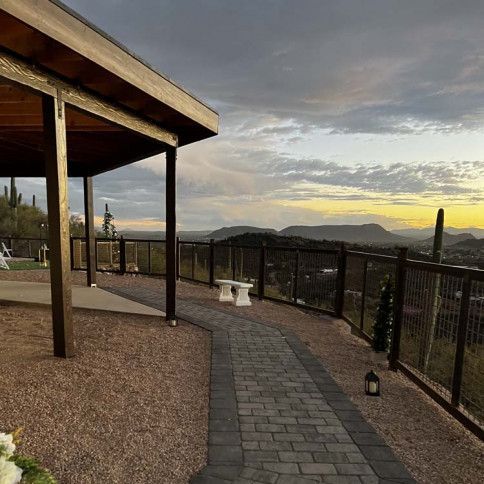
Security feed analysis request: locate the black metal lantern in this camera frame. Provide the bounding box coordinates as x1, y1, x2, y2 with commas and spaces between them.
365, 370, 380, 396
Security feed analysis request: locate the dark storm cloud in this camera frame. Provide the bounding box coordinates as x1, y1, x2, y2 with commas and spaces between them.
64, 0, 484, 134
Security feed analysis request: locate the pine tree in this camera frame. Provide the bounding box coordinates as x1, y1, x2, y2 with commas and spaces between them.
372, 275, 393, 352
102, 203, 118, 239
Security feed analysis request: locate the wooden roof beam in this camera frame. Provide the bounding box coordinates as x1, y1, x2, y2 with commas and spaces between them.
0, 49, 178, 147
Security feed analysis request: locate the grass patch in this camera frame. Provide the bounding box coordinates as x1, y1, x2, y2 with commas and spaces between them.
2, 260, 49, 270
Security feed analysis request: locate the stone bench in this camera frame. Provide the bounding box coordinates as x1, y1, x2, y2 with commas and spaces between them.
215, 279, 253, 307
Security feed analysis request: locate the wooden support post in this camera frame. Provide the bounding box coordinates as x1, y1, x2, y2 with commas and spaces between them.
389, 247, 408, 370
83, 176, 97, 286
43, 93, 74, 358
451, 273, 472, 406
165, 146, 177, 326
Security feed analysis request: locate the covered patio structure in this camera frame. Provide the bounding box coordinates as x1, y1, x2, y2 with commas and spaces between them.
0, 0, 218, 357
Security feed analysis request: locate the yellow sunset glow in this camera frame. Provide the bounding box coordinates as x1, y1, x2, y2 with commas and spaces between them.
278, 198, 483, 229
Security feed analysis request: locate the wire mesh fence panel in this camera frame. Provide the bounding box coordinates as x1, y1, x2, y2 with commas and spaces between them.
232, 246, 260, 295
192, 244, 210, 283
125, 241, 138, 272
461, 279, 484, 425
343, 255, 365, 327
71, 239, 87, 269
400, 267, 463, 400
213, 244, 233, 281
264, 248, 297, 302
128, 241, 149, 273
362, 260, 397, 335
1, 237, 46, 259
95, 240, 120, 271
178, 242, 196, 279
296, 250, 338, 311
149, 241, 166, 275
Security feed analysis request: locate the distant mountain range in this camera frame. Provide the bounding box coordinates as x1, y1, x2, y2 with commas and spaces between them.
451, 238, 484, 249
415, 232, 476, 247
391, 226, 484, 239
119, 230, 211, 240
279, 224, 408, 244
119, 224, 483, 246
207, 226, 277, 239
207, 223, 408, 244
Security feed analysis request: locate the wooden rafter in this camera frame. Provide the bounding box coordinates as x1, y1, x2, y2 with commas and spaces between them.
0, 49, 177, 146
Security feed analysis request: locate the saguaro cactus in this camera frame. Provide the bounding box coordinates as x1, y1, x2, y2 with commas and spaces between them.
420, 208, 444, 371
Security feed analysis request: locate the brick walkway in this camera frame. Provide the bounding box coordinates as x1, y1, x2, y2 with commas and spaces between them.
106, 286, 415, 484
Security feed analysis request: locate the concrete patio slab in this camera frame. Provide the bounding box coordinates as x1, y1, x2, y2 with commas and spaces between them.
0, 280, 165, 317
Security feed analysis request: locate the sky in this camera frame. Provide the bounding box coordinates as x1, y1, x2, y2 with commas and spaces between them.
3, 0, 484, 231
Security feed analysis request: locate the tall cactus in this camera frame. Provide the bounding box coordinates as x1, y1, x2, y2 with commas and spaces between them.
32, 194, 36, 207
432, 209, 444, 263
9, 177, 17, 209
5, 177, 19, 232
420, 208, 444, 371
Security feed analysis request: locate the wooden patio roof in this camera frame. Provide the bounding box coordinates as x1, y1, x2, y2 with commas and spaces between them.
0, 0, 219, 177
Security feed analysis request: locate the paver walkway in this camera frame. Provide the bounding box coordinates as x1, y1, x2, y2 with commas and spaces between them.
106, 286, 415, 484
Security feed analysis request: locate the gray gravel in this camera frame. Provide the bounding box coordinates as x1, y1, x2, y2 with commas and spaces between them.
0, 302, 210, 484
1, 270, 483, 483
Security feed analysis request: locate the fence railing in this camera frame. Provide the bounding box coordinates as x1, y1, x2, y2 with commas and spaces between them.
70, 236, 166, 276
2, 235, 483, 438
0, 236, 48, 258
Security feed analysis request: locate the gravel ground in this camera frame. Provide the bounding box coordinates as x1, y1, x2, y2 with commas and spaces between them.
0, 299, 210, 484
1, 270, 483, 483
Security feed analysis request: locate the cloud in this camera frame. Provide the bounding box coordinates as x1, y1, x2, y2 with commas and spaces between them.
6, 1, 482, 231
64, 0, 484, 135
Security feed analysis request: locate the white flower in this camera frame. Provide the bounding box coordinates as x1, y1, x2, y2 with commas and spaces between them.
0, 435, 15, 458
0, 456, 23, 484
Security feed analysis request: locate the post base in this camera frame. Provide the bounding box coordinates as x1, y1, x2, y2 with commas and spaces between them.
167, 319, 178, 327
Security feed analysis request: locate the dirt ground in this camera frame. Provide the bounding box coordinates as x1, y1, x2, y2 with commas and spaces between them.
1, 269, 483, 483
0, 300, 210, 484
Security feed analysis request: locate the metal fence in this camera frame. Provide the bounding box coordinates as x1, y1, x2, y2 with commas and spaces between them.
71, 237, 166, 276
0, 236, 48, 258
2, 234, 483, 438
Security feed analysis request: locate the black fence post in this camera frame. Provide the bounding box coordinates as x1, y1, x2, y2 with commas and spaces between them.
360, 257, 368, 331
148, 241, 152, 275
94, 237, 98, 272
175, 237, 180, 280
293, 250, 300, 304
258, 243, 266, 300
191, 243, 195, 279
389, 247, 408, 370
69, 236, 74, 271
231, 242, 236, 281
335, 243, 347, 317
451, 272, 472, 406
119, 236, 126, 274
209, 239, 215, 288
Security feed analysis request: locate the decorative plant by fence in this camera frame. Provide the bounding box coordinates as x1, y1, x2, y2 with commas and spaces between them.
1, 235, 483, 438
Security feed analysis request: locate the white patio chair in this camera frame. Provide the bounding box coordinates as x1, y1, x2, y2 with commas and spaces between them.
1, 242, 12, 258
0, 253, 9, 270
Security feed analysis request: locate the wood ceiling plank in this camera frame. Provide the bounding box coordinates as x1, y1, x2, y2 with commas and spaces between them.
0, 49, 177, 146
0, 1, 218, 134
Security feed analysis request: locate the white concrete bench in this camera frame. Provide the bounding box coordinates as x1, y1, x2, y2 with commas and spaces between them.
215, 279, 253, 307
